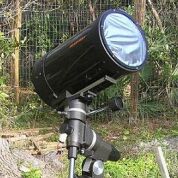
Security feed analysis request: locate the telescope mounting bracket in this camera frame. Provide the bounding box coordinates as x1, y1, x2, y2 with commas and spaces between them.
74, 75, 116, 96
67, 75, 116, 101
56, 75, 116, 111
74, 75, 116, 95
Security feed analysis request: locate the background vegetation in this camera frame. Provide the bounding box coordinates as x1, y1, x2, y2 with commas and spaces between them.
0, 0, 177, 177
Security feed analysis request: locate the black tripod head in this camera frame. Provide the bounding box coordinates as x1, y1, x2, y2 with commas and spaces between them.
59, 96, 121, 178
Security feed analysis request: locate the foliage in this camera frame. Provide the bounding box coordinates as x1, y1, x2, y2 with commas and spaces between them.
0, 84, 59, 129
139, 3, 178, 111
104, 150, 178, 178
142, 27, 177, 86
91, 2, 178, 119
0, 1, 177, 125
0, 31, 14, 75
46, 133, 59, 142
0, 83, 18, 128
166, 150, 178, 177
58, 148, 178, 178
21, 5, 71, 61
105, 153, 160, 178
14, 95, 59, 128
21, 167, 42, 178
0, 31, 16, 127
0, 32, 13, 58
0, 3, 177, 177
138, 101, 174, 119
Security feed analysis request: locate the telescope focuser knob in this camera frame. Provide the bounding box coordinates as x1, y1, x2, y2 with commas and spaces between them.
108, 97, 123, 111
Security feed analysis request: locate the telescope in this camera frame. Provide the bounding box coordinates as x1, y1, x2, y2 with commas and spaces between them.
32, 8, 148, 178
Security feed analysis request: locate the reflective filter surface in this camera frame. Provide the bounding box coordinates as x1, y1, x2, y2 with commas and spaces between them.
101, 12, 147, 69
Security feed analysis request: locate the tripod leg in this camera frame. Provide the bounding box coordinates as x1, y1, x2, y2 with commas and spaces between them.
69, 157, 75, 178
68, 146, 78, 178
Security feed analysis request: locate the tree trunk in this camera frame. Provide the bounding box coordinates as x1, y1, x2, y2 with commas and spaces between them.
0, 139, 21, 178
130, 0, 146, 123
0, 138, 63, 178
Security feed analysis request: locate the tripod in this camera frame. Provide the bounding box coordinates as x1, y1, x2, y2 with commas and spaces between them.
59, 97, 121, 178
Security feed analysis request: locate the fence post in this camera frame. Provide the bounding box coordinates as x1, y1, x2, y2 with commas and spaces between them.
154, 146, 170, 178
130, 0, 146, 121
13, 0, 21, 104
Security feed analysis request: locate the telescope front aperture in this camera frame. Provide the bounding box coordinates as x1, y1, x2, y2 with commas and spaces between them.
99, 9, 147, 71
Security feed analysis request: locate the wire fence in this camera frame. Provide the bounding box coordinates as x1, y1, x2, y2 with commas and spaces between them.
0, 0, 177, 120
19, 0, 132, 87
1, 0, 133, 87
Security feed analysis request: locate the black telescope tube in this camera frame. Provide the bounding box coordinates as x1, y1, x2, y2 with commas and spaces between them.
32, 9, 148, 109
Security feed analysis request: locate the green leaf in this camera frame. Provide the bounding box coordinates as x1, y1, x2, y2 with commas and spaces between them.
0, 92, 9, 100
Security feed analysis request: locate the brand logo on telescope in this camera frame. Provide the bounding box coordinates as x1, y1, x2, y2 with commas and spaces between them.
69, 35, 86, 48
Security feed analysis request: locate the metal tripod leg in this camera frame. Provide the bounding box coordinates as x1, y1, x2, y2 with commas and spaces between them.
69, 158, 75, 178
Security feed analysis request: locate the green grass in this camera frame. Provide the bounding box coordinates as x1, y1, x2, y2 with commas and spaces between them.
21, 167, 42, 178
19, 118, 177, 178
57, 150, 178, 178
92, 118, 178, 147
105, 153, 160, 178
1, 85, 177, 177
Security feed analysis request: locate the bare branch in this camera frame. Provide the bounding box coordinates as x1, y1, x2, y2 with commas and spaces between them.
147, 0, 164, 33
89, 0, 96, 21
